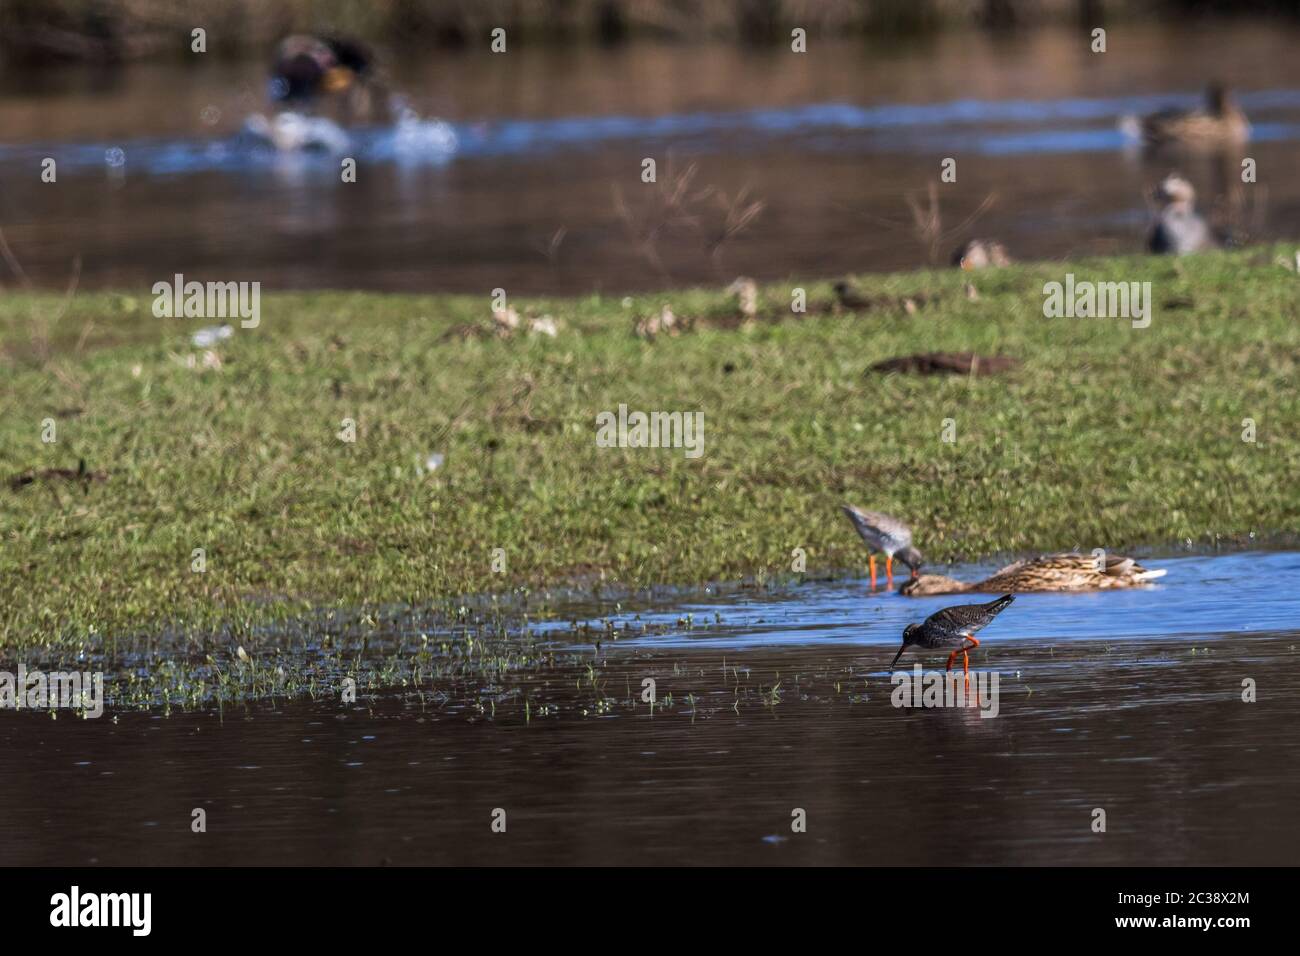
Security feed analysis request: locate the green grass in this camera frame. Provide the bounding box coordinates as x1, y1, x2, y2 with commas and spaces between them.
2, 249, 1299, 659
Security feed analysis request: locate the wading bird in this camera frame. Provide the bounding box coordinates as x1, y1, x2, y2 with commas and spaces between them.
900, 553, 1166, 596
841, 505, 922, 589
892, 595, 1015, 685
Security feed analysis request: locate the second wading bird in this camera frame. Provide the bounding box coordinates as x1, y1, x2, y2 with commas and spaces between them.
892, 594, 1015, 686
841, 505, 922, 589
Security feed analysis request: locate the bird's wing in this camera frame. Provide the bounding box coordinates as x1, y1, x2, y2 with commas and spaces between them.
924, 602, 987, 633
925, 595, 1013, 633
841, 506, 911, 548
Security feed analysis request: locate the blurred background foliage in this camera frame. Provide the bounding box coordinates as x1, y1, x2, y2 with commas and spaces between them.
2, 0, 1299, 63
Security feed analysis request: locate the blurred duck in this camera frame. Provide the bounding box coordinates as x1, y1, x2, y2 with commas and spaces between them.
841, 505, 923, 589
1148, 174, 1219, 255
952, 239, 1011, 270
1122, 82, 1250, 148
270, 34, 388, 123
900, 553, 1166, 596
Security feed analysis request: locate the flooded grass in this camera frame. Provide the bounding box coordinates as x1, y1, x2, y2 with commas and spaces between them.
2, 250, 1299, 699
3, 551, 1298, 864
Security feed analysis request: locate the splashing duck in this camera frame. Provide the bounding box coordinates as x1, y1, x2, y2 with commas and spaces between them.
269, 34, 390, 125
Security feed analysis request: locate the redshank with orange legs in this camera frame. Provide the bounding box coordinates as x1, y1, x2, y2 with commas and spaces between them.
840, 504, 922, 589
891, 594, 1015, 692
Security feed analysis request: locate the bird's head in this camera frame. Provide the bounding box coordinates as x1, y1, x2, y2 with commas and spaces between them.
1205, 81, 1233, 116
899, 573, 965, 597
1155, 173, 1196, 207
897, 545, 924, 575
891, 624, 919, 669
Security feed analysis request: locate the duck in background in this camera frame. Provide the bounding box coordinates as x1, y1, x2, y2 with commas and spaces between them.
900, 552, 1166, 596
1121, 82, 1250, 149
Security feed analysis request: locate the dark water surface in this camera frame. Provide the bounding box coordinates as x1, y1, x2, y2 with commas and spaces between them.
1, 551, 1297, 865
2, 22, 1300, 294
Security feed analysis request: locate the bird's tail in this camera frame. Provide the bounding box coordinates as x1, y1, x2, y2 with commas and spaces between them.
986, 593, 1015, 615
1118, 114, 1143, 141
1135, 568, 1167, 581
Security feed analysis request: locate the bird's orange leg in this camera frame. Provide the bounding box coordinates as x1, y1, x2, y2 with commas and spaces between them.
885, 555, 894, 587
868, 554, 877, 590
962, 636, 980, 701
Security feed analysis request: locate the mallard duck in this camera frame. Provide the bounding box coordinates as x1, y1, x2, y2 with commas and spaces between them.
270, 34, 390, 123
1148, 173, 1219, 255
899, 552, 1166, 596
1122, 82, 1250, 148
271, 35, 372, 101
841, 505, 923, 589
952, 239, 1011, 270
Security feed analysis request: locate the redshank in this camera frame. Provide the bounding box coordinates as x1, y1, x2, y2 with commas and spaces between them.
841, 505, 923, 589
891, 594, 1015, 685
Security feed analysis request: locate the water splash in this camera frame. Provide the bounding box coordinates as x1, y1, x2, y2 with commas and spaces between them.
4, 88, 1299, 177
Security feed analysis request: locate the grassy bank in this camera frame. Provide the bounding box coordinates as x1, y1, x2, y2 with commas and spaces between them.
2, 249, 1299, 659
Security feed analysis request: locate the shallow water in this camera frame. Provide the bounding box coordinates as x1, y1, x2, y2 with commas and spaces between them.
553, 550, 1300, 650
2, 22, 1300, 294
1, 549, 1298, 865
